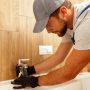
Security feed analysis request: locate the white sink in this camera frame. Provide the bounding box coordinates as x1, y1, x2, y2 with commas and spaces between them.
76, 72, 90, 90
1, 72, 90, 90
0, 80, 82, 90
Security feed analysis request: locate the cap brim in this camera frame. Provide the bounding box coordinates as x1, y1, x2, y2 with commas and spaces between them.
33, 17, 49, 33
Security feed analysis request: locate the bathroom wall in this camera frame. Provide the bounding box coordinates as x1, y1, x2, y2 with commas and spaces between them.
0, 0, 62, 81
0, 0, 89, 81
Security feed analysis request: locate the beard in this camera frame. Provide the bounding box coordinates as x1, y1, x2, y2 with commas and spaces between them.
58, 21, 67, 37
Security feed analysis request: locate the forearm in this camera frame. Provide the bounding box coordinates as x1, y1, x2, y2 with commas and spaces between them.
34, 54, 65, 74
34, 42, 73, 74
38, 66, 72, 86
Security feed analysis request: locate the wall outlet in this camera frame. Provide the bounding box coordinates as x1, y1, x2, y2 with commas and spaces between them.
39, 45, 53, 55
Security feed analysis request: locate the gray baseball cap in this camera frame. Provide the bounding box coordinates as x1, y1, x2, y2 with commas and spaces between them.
33, 0, 65, 33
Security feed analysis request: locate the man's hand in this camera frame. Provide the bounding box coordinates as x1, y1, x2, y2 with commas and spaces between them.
11, 76, 39, 89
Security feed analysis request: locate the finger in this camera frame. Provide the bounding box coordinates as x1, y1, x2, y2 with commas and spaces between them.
13, 85, 26, 89
14, 78, 22, 82
12, 77, 23, 83
11, 81, 22, 85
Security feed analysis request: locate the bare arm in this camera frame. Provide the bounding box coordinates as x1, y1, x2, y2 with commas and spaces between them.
34, 42, 73, 73
38, 49, 90, 86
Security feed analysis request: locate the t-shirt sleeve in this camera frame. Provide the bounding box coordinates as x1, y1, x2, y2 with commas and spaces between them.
74, 11, 90, 50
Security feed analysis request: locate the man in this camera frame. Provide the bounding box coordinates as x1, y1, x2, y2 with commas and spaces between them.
12, 0, 90, 89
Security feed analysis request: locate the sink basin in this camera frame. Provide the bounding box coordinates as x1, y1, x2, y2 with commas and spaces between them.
0, 79, 82, 90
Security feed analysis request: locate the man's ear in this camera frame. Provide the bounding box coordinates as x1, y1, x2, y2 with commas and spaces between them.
58, 6, 67, 19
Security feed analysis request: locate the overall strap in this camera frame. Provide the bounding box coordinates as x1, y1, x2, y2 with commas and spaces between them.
71, 4, 90, 44
78, 4, 90, 18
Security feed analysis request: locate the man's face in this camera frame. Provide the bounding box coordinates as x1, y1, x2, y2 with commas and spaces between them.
46, 16, 67, 37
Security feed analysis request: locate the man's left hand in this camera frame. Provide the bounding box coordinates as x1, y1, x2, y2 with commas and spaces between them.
11, 75, 39, 89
